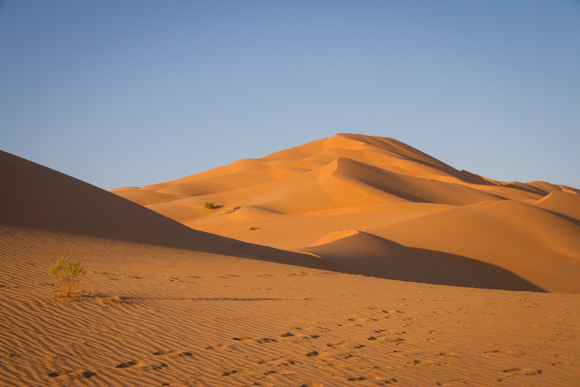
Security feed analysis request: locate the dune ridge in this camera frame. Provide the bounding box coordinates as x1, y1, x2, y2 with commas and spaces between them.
114, 133, 580, 293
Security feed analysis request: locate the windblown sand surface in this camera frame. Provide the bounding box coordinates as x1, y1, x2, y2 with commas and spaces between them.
1, 134, 579, 386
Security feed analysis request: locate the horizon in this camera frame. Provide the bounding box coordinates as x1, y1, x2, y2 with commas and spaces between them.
1, 1, 579, 190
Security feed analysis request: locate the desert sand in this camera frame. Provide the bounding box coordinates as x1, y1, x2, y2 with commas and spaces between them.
1, 133, 579, 386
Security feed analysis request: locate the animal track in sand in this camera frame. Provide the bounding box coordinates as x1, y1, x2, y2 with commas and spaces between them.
115, 360, 165, 371
233, 336, 277, 344
153, 349, 193, 358
47, 369, 96, 380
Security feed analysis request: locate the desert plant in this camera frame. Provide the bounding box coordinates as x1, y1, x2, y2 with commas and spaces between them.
49, 257, 85, 300
249, 226, 256, 231
204, 202, 214, 209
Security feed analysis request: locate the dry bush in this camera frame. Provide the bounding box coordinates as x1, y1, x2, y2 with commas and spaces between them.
49, 257, 85, 300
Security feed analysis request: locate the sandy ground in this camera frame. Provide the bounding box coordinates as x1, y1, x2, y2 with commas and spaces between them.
1, 133, 580, 386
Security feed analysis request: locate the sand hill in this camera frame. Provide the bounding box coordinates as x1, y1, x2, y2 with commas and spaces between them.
1, 135, 579, 386
113, 133, 580, 293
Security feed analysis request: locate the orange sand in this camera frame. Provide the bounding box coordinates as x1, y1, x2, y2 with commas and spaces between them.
1, 134, 579, 386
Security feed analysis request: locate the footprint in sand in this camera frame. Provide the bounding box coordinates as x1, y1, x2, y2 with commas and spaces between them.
233, 337, 277, 344
253, 382, 275, 387
408, 359, 435, 366
206, 342, 231, 350
437, 379, 466, 386
498, 367, 541, 382
348, 317, 378, 322
281, 332, 319, 340
372, 365, 392, 371
115, 360, 165, 371
306, 350, 328, 357
98, 296, 130, 305
485, 349, 512, 355
47, 369, 96, 380
348, 375, 383, 381
326, 340, 347, 348
153, 349, 193, 358
503, 367, 541, 375
284, 272, 308, 277
257, 357, 297, 366
264, 369, 292, 376
222, 369, 247, 376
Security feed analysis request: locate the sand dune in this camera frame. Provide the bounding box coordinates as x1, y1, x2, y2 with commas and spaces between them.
2, 135, 580, 386
114, 133, 580, 293
0, 150, 347, 274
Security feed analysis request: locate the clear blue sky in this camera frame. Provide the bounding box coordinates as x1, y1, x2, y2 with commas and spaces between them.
1, 0, 579, 190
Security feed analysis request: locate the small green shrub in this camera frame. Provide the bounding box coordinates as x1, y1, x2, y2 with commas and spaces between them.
204, 202, 214, 209
249, 226, 256, 231
49, 257, 85, 300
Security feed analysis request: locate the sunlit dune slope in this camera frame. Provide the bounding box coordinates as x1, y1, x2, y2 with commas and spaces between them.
113, 133, 580, 293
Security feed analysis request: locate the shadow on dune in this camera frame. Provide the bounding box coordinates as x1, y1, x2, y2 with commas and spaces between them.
0, 151, 354, 272
0, 150, 274, 259
300, 229, 547, 292
415, 249, 546, 292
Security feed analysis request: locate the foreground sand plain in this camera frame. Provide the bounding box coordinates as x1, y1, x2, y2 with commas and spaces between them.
1, 134, 579, 386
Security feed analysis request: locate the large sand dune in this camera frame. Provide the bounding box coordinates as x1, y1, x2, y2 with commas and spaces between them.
1, 135, 579, 386
114, 133, 580, 293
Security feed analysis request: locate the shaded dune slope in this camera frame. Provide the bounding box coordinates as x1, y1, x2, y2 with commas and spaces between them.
301, 229, 543, 292
0, 150, 338, 272
113, 133, 580, 293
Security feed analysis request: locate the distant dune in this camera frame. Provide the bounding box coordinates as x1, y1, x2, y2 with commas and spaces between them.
2, 136, 579, 386
114, 133, 580, 293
